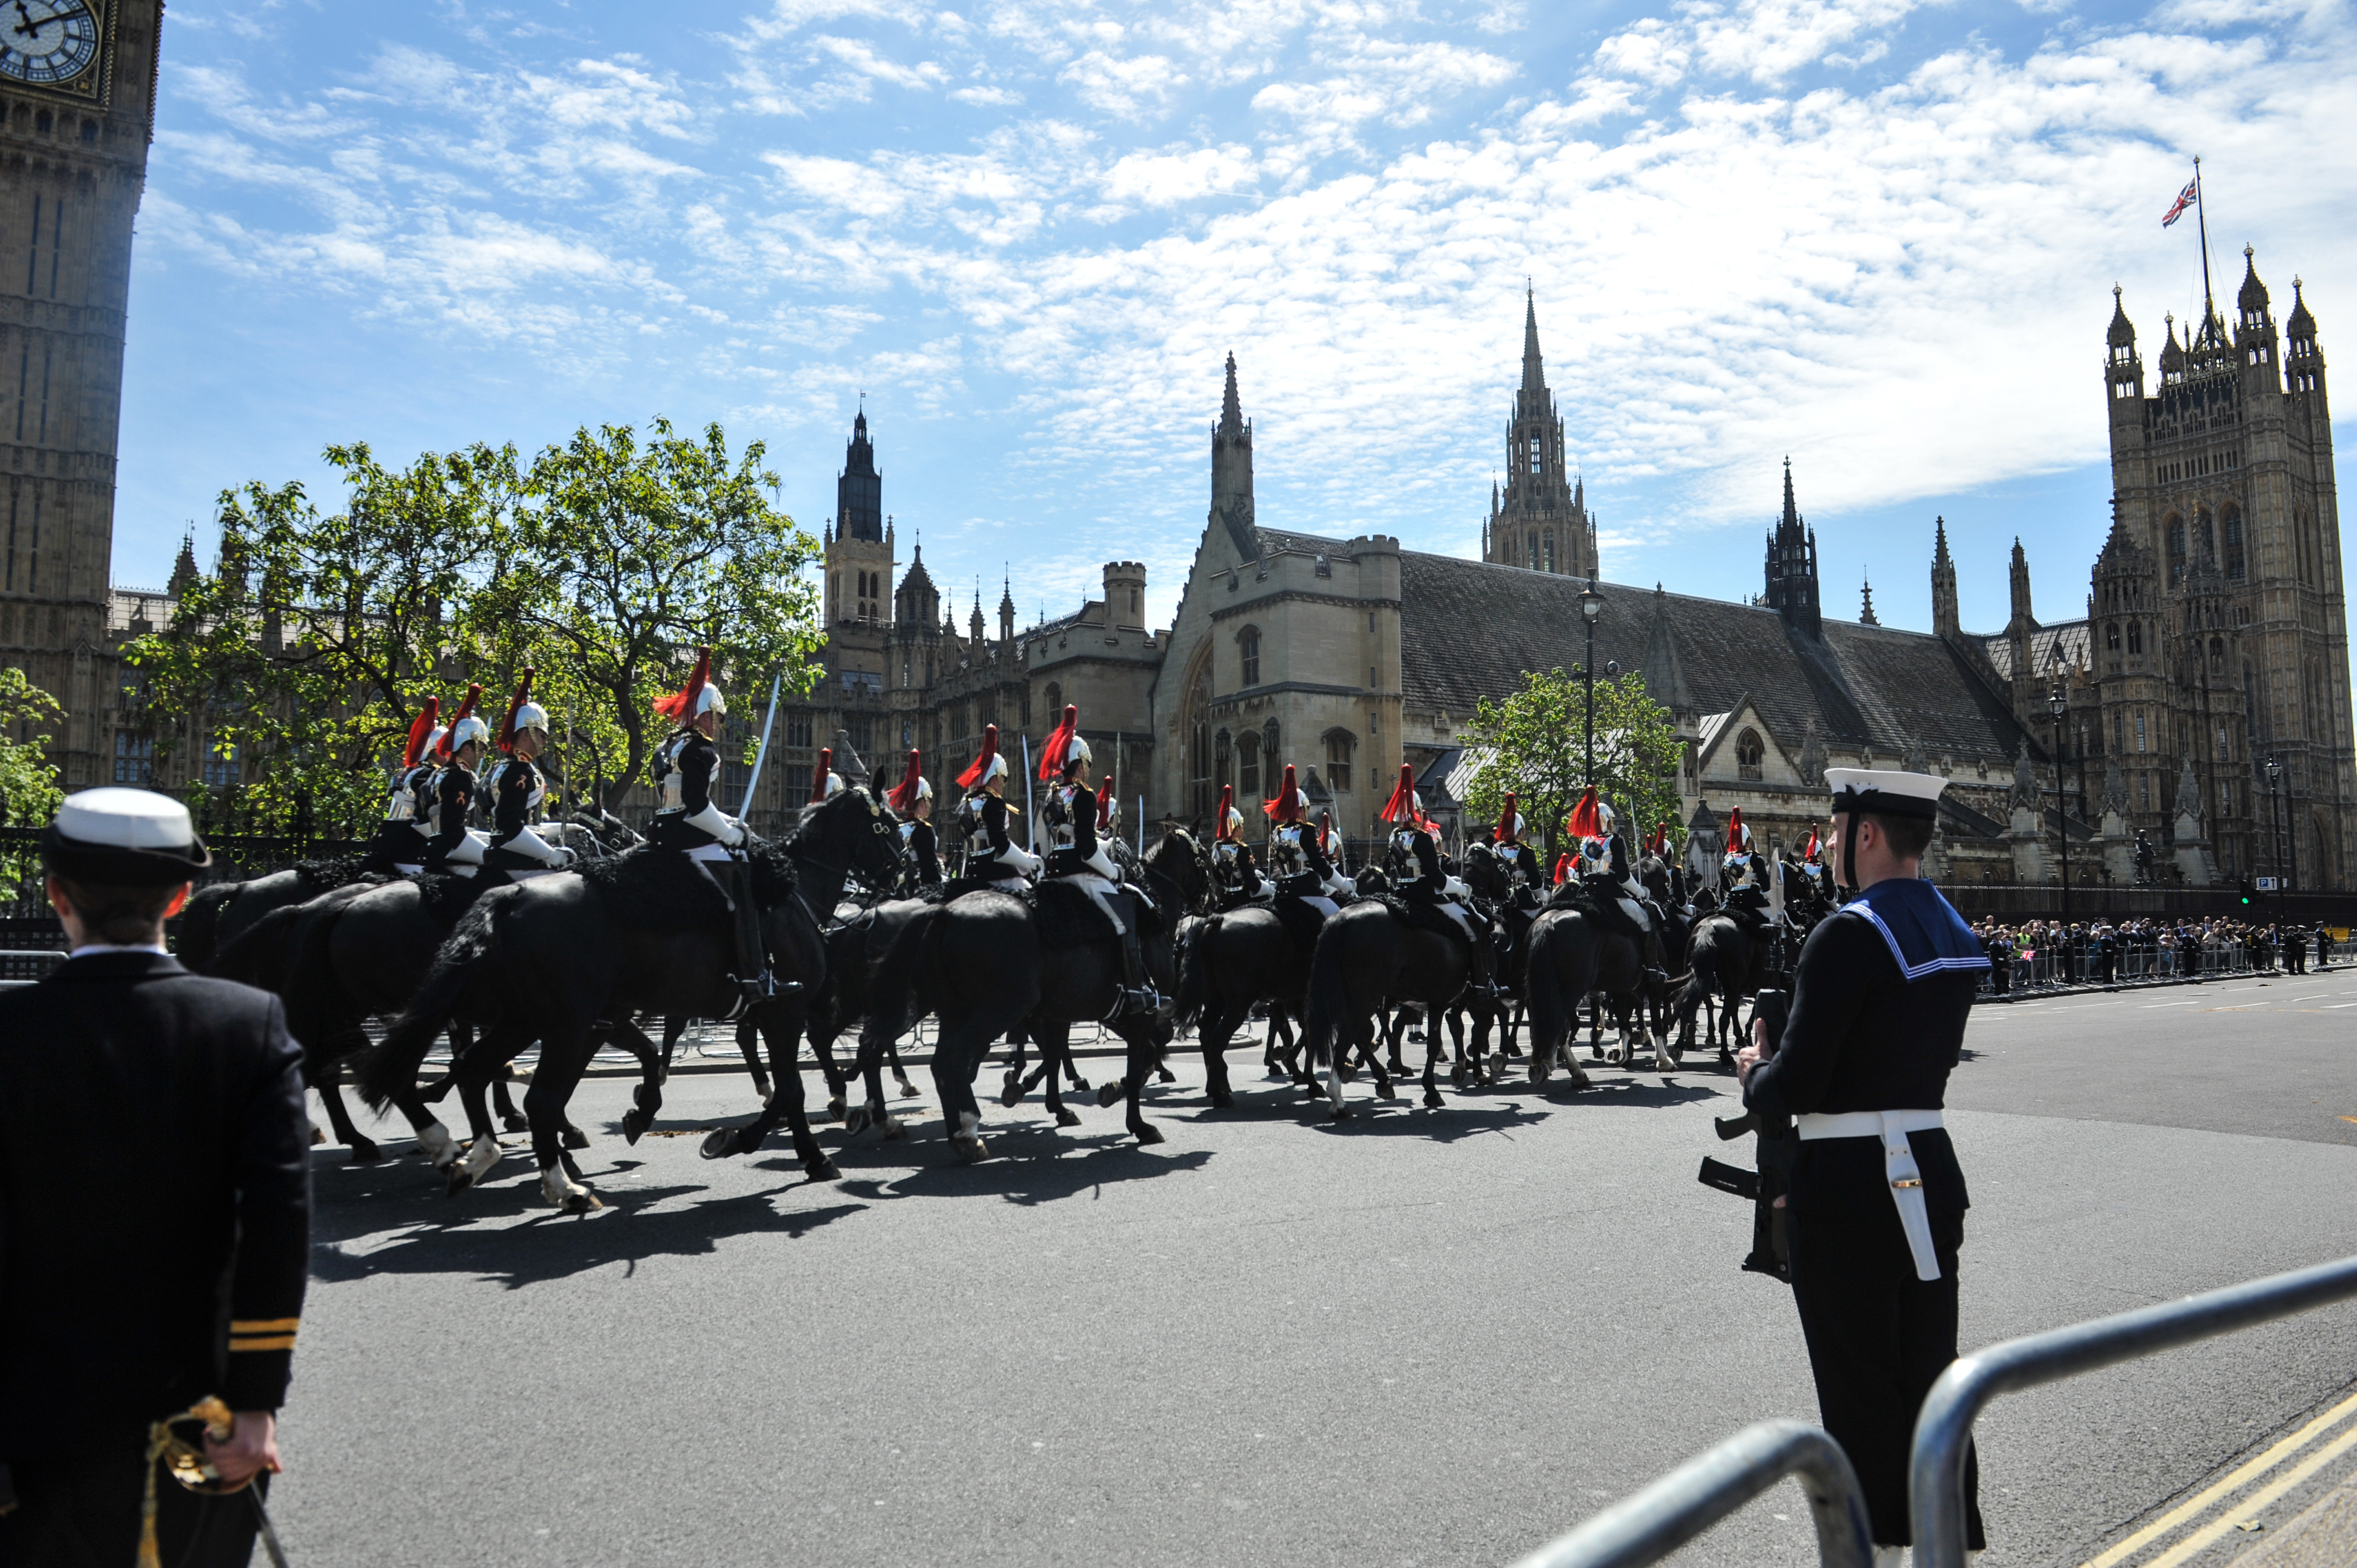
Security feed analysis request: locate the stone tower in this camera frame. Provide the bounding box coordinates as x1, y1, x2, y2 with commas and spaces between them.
0, 2, 161, 788
2102, 259, 2353, 888
1484, 289, 1596, 579
1763, 460, 1821, 639
824, 405, 894, 629
1211, 352, 1257, 564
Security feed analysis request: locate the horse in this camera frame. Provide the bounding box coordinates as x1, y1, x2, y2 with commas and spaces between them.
1299, 877, 1500, 1116
843, 832, 1196, 1158
1171, 843, 1342, 1110
1426, 841, 1539, 1089
1672, 911, 1773, 1062
361, 786, 907, 1209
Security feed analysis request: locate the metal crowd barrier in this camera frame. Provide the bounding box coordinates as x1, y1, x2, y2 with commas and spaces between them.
1910, 1253, 2357, 1568
1978, 939, 2275, 994
1505, 1420, 1871, 1568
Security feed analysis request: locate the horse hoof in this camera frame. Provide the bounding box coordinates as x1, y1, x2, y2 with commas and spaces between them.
1070, 1075, 1093, 1094
883, 1118, 908, 1141
999, 1078, 1025, 1108
844, 1108, 872, 1136
1209, 1091, 1234, 1111
1331, 1106, 1354, 1121
563, 1192, 603, 1216
1376, 1081, 1399, 1102
446, 1168, 475, 1198
348, 1138, 382, 1163
698, 1128, 736, 1160
1097, 1081, 1123, 1109
827, 1097, 847, 1125
896, 1080, 920, 1099
1155, 1067, 1176, 1084
310, 1125, 327, 1146
1056, 1106, 1082, 1128
562, 1126, 591, 1151
1422, 1090, 1445, 1109
621, 1109, 652, 1145
807, 1157, 841, 1182
1134, 1123, 1166, 1146
502, 1113, 530, 1133
954, 1137, 989, 1163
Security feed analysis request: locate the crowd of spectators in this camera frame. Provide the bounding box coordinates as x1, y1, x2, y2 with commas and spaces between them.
1970, 917, 2340, 993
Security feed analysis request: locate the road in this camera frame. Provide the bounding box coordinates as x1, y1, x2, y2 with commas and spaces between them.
272, 967, 2357, 1567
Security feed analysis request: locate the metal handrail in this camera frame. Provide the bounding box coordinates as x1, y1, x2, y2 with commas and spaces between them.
1911, 1252, 2357, 1568
1507, 1419, 1872, 1568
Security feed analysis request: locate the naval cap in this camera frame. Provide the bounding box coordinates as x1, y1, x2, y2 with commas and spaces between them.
1825, 767, 1946, 822
43, 787, 212, 885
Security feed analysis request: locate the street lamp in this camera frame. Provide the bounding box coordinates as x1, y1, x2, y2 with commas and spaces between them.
2049, 680, 2072, 953
2265, 755, 2286, 921
1579, 580, 1605, 788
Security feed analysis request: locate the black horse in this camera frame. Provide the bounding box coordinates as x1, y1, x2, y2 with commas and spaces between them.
846, 834, 1195, 1158
362, 787, 906, 1210
1170, 834, 1350, 1109
1299, 884, 1495, 1116
1674, 912, 1770, 1062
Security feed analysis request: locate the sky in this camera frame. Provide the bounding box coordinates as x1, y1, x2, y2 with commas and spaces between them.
119, 0, 2356, 643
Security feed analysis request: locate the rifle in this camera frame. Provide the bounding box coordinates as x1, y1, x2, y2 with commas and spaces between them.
1695, 988, 1795, 1282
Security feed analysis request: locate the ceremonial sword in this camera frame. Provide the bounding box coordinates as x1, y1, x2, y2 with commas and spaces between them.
739, 673, 783, 815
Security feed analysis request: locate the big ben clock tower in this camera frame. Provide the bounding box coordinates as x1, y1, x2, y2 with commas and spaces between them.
0, 1, 159, 788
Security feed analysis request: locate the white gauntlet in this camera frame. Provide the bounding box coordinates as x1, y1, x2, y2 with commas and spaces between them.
1444, 875, 1471, 899
685, 801, 744, 847
506, 826, 573, 868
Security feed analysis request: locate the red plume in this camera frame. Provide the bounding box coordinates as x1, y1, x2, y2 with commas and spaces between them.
1566, 787, 1602, 842
956, 725, 1000, 789
887, 749, 925, 814
1552, 853, 1569, 886
1039, 704, 1080, 781
1097, 775, 1116, 832
1214, 783, 1236, 838
1378, 762, 1417, 824
809, 748, 834, 806
653, 647, 712, 723
1263, 763, 1301, 821
1726, 807, 1747, 852
1496, 791, 1519, 841
496, 668, 536, 754
434, 683, 482, 760
1802, 826, 1820, 860
401, 697, 440, 770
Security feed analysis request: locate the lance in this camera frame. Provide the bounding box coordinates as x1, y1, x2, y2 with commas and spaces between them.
739, 673, 783, 816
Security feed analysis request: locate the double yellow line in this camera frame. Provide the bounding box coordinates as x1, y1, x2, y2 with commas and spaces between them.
2082, 1385, 2357, 1567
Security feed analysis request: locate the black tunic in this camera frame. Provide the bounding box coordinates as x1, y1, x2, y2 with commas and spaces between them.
903, 818, 943, 888
649, 728, 724, 850
424, 762, 478, 865
488, 752, 544, 845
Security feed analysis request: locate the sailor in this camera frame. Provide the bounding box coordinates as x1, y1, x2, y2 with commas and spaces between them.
372, 695, 440, 875
646, 648, 770, 1001
1264, 765, 1348, 911
1378, 763, 1500, 998
1038, 705, 1155, 1014
954, 725, 1040, 891
0, 789, 308, 1568
1493, 793, 1543, 900
483, 669, 576, 880
886, 749, 943, 893
422, 684, 493, 877
1208, 785, 1264, 904
1735, 768, 1990, 1563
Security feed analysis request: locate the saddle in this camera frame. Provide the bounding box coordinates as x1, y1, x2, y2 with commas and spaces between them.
1270, 892, 1334, 955
1386, 890, 1481, 951
1037, 874, 1129, 948
573, 844, 736, 932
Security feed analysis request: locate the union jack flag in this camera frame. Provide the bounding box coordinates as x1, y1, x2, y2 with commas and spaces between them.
2162, 176, 2199, 228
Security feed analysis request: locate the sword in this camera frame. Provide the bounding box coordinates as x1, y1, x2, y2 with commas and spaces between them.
1021, 734, 1035, 849
1136, 793, 1144, 859
739, 673, 783, 815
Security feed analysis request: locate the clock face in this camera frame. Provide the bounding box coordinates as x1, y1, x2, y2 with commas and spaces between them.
0, 1, 100, 87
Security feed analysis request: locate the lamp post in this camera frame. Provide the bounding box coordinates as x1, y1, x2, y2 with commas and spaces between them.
2265, 756, 2286, 921
1579, 580, 1605, 788
2049, 681, 2072, 948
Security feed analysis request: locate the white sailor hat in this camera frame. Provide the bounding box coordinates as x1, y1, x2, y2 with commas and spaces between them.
43, 787, 212, 885
1824, 767, 1947, 821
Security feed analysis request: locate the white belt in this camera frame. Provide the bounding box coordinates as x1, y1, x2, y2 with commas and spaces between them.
1797, 1108, 1945, 1283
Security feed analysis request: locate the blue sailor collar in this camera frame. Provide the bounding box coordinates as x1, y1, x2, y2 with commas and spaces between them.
1841, 876, 1991, 983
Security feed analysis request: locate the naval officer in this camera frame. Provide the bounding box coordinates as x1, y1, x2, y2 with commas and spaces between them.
1735, 767, 1989, 1563
0, 788, 310, 1567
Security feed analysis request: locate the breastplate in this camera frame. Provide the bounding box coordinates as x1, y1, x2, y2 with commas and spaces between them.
1047, 788, 1077, 849
655, 738, 688, 814
384, 773, 410, 822
964, 800, 994, 856
1270, 827, 1305, 877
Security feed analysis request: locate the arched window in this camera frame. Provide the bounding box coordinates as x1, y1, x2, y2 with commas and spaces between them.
1542, 532, 1555, 572
1214, 729, 1232, 792
2106, 622, 2121, 652
2127, 620, 2143, 655
1262, 719, 1280, 793
2166, 515, 2186, 586
2196, 507, 2214, 564
1237, 730, 1260, 800
1238, 626, 1261, 687
1043, 682, 1061, 719
1526, 535, 1538, 571
2222, 507, 2245, 581
1324, 728, 1355, 792
1736, 729, 1764, 781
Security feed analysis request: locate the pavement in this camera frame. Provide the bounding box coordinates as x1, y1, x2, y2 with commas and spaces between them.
273, 968, 2357, 1567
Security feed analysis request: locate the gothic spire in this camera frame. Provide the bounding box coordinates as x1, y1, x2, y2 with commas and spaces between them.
1861, 574, 1878, 626
1219, 352, 1243, 437
1781, 456, 1799, 529
1933, 514, 1953, 568
1521, 286, 1547, 399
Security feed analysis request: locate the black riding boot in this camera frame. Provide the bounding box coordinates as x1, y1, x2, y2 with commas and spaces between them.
709, 857, 774, 1004
1118, 924, 1159, 1018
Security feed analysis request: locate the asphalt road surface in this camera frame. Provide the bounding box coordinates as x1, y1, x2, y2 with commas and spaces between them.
274, 967, 2357, 1567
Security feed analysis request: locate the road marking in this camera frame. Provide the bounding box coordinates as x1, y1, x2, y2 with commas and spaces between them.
2324, 1003, 2357, 1010
2139, 1422, 2357, 1568
2080, 1387, 2357, 1568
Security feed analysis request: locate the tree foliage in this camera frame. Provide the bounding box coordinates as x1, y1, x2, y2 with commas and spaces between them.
1459, 667, 1685, 862
122, 420, 821, 832
0, 668, 64, 886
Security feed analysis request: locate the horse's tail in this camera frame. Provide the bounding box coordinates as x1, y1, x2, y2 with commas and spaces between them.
1172, 914, 1219, 1030
358, 894, 505, 1112
1675, 924, 1721, 1030
174, 880, 241, 973
1301, 912, 1351, 1072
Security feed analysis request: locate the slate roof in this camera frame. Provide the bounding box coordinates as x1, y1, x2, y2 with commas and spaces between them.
1390, 550, 2040, 765
1982, 620, 2091, 684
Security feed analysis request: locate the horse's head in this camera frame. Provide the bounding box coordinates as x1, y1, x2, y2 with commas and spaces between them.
794, 783, 907, 887
1463, 840, 1512, 904
1145, 827, 1214, 914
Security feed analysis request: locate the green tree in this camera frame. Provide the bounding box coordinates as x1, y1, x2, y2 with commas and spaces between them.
1460, 667, 1685, 863
474, 418, 824, 800
0, 668, 65, 886
123, 443, 513, 833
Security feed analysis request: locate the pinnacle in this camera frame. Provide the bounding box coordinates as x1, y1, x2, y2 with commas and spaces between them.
1521, 290, 1547, 396
1219, 352, 1243, 436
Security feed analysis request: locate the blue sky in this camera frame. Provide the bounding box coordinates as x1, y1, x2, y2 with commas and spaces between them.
121, 0, 2354, 642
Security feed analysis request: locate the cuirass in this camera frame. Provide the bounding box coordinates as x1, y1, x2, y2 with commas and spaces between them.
654, 736, 689, 814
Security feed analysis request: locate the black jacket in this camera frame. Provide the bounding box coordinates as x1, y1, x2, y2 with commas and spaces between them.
425, 761, 478, 864
0, 953, 310, 1456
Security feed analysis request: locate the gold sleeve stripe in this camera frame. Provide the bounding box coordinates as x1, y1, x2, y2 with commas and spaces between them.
228, 1335, 298, 1352
229, 1318, 301, 1333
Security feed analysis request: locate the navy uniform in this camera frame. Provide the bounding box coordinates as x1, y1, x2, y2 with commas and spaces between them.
0, 790, 308, 1568
955, 725, 1041, 890
484, 669, 575, 880
1739, 768, 1990, 1557
885, 749, 944, 894
647, 649, 769, 999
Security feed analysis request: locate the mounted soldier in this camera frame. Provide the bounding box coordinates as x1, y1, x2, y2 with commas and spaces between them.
886, 749, 943, 894
809, 747, 846, 806
1038, 704, 1156, 1016
646, 647, 770, 1002
1493, 793, 1543, 904
1208, 784, 1264, 905
1721, 808, 1773, 929
483, 669, 576, 881
954, 724, 1039, 891
1378, 762, 1500, 999
421, 684, 492, 876
1570, 787, 1668, 980
1264, 764, 1348, 911
1317, 809, 1346, 875
372, 695, 440, 876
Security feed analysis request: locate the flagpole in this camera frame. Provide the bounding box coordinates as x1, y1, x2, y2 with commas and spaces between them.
2193, 155, 2216, 331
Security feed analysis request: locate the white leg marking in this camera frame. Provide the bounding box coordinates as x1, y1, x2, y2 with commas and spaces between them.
541, 1162, 588, 1207
461, 1136, 501, 1183
416, 1122, 456, 1169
